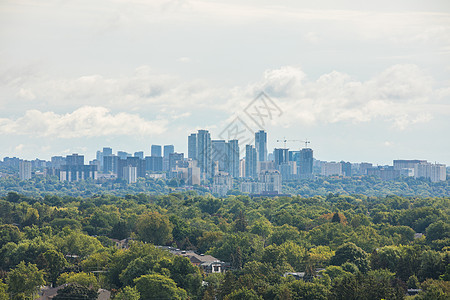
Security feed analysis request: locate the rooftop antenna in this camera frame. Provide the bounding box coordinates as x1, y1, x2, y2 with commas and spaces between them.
301, 139, 310, 148
276, 137, 301, 149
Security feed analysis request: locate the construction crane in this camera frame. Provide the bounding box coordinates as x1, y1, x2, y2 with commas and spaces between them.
301, 139, 311, 148
276, 137, 301, 148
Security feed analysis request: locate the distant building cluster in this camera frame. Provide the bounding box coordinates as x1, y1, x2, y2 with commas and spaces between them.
315, 159, 446, 183
1, 130, 448, 196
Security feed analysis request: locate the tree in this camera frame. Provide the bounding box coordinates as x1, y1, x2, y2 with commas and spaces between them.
330, 242, 369, 273
307, 246, 334, 268
136, 212, 173, 245
269, 224, 301, 245
197, 231, 223, 253
224, 287, 262, 300
370, 246, 401, 273
261, 244, 287, 268
330, 273, 358, 300
250, 218, 273, 239
7, 261, 45, 300
418, 250, 445, 281
53, 283, 98, 300
134, 274, 188, 300
358, 270, 405, 300
80, 251, 111, 273
321, 266, 351, 283
0, 224, 22, 248
114, 286, 140, 300
110, 221, 130, 240
0, 282, 8, 300
284, 280, 329, 300
57, 272, 99, 290
41, 249, 67, 286
331, 212, 343, 223
218, 271, 236, 299
417, 279, 450, 300
426, 220, 450, 242
407, 275, 419, 289
233, 211, 248, 232
58, 230, 103, 257
169, 255, 202, 298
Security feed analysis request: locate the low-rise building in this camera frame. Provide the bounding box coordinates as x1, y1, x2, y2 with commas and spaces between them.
161, 247, 227, 273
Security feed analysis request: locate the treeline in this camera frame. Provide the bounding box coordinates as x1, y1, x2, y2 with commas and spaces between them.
0, 175, 170, 198
0, 192, 448, 299
283, 176, 450, 198
0, 175, 449, 199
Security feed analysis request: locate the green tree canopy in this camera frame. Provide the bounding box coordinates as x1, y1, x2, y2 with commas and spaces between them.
134, 274, 188, 300
53, 283, 98, 300
136, 212, 173, 245
7, 261, 45, 300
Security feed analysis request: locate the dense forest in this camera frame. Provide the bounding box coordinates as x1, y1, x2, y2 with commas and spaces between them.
0, 175, 449, 198
0, 191, 448, 299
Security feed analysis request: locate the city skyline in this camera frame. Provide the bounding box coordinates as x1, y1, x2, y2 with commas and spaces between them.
5, 128, 447, 170
2, 126, 449, 167
1, 1, 449, 165
8, 131, 447, 185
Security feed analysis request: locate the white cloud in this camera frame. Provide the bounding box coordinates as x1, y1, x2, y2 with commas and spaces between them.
177, 57, 191, 63
0, 65, 222, 113
0, 106, 167, 138
304, 32, 320, 43
14, 144, 24, 151
1, 64, 447, 140
225, 64, 445, 130
16, 88, 36, 100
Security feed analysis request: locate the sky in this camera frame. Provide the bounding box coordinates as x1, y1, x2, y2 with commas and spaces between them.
1, 0, 449, 165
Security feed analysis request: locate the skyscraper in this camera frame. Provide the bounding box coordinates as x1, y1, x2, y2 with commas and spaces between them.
66, 154, 84, 166
341, 161, 352, 177
151, 145, 162, 157
169, 152, 184, 173
103, 155, 119, 174
274, 148, 289, 166
163, 145, 175, 171
118, 157, 145, 180
255, 130, 267, 162
99, 147, 113, 172
118, 151, 131, 160
245, 145, 257, 178
188, 133, 197, 160
103, 147, 112, 157
123, 165, 137, 184
60, 154, 97, 182
197, 130, 212, 178
51, 156, 66, 168
299, 148, 313, 176
96, 151, 103, 169
163, 145, 175, 157
212, 140, 227, 173
227, 139, 240, 178
19, 160, 32, 180
134, 151, 144, 160
145, 156, 163, 172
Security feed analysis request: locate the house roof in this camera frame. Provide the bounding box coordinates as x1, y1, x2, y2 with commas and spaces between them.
157, 246, 224, 264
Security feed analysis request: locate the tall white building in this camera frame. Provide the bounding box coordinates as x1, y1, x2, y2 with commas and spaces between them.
212, 172, 233, 196
259, 170, 282, 193
321, 162, 342, 176
19, 160, 32, 180
414, 162, 446, 182
123, 165, 137, 184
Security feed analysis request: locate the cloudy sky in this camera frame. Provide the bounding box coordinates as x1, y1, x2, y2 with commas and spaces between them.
1, 0, 449, 165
